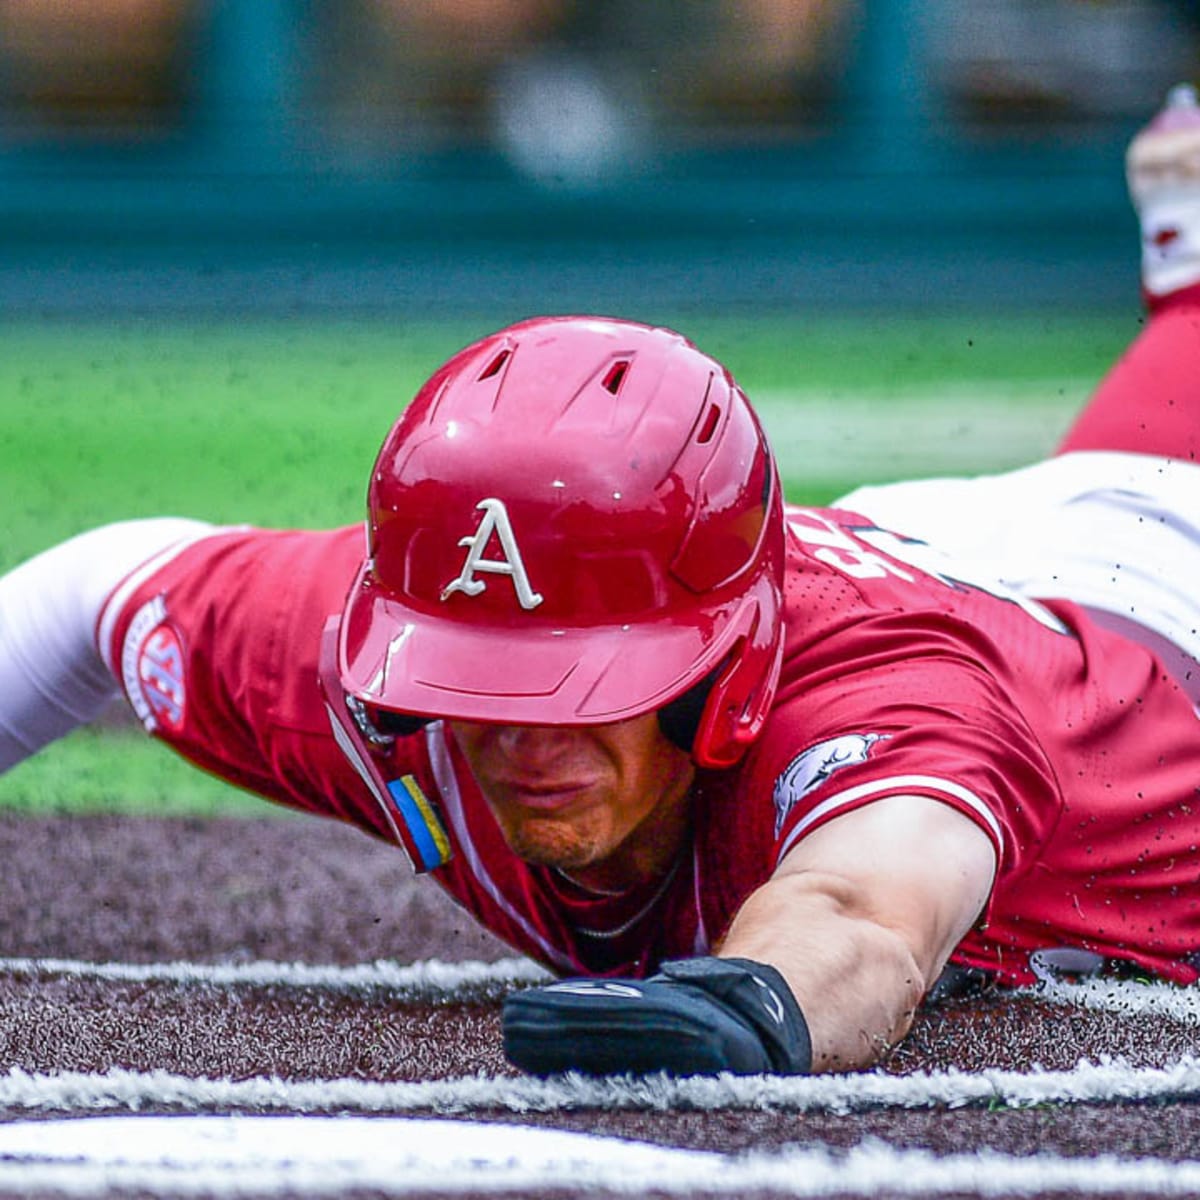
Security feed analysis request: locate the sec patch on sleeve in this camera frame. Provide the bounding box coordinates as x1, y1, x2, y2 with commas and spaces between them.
772, 732, 889, 836
120, 596, 187, 734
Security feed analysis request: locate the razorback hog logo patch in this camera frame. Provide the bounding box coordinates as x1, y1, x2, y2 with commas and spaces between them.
440, 497, 544, 611
772, 732, 890, 837
121, 596, 187, 734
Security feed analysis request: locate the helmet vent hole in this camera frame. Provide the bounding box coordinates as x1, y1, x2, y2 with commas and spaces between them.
477, 349, 512, 381
696, 403, 722, 444
601, 361, 630, 395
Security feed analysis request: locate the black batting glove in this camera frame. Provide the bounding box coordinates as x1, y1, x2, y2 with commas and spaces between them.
502, 956, 812, 1076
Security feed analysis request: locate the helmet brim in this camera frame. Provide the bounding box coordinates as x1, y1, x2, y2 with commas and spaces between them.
338, 563, 758, 727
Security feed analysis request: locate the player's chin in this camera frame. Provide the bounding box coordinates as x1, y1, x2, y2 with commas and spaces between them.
499, 814, 608, 871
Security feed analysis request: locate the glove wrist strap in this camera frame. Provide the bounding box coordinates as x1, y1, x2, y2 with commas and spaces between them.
657, 956, 813, 1074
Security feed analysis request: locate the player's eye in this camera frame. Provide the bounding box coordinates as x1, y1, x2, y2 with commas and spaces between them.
345, 695, 431, 746
370, 707, 431, 737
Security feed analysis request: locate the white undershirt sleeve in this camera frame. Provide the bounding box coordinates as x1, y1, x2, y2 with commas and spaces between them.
0, 518, 217, 773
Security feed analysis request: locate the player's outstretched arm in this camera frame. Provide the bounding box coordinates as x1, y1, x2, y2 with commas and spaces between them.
503, 795, 996, 1076
716, 795, 997, 1072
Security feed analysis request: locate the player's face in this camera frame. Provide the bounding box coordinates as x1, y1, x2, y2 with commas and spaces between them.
448, 715, 695, 888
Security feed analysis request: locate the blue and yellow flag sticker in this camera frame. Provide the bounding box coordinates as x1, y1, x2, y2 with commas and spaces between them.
386, 775, 452, 871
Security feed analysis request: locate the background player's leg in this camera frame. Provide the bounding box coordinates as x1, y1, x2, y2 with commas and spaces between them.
1055, 303, 1200, 461
1057, 85, 1200, 462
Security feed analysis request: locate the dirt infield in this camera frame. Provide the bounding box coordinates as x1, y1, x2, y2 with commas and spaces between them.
3, 811, 1200, 1198
0, 811, 509, 967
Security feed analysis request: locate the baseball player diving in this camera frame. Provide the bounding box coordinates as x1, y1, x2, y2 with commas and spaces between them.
4, 88, 1200, 1078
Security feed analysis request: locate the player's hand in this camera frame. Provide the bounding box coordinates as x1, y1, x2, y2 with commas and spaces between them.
501, 956, 812, 1076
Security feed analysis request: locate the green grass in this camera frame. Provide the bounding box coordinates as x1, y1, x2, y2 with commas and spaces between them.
0, 725, 282, 817
2, 319, 484, 568
0, 309, 1140, 814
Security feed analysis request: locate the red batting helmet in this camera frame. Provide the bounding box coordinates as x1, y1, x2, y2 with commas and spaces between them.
336, 315, 784, 769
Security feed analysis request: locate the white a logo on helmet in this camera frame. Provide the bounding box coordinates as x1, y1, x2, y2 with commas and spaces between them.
441, 497, 544, 610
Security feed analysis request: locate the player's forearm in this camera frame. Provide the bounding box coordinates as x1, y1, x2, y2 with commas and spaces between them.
717, 870, 928, 1072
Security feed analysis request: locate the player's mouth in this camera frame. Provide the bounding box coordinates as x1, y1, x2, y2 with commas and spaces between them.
496, 780, 597, 811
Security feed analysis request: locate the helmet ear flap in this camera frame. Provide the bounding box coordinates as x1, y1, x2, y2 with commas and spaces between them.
657, 662, 725, 756
692, 615, 785, 770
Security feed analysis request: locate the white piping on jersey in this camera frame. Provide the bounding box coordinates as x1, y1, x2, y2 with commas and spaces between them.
96, 524, 232, 673
424, 722, 576, 973
775, 774, 1004, 865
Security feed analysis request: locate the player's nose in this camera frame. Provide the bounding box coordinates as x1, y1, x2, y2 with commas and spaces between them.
492, 724, 585, 767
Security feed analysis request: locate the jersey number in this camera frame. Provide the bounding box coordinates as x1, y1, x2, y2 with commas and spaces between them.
787, 509, 1067, 635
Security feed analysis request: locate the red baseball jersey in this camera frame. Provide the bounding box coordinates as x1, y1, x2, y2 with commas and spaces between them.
96, 508, 1200, 986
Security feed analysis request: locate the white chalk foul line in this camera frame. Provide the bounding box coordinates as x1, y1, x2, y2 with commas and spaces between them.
0, 1115, 1199, 1198
3, 954, 1196, 1021
1018, 974, 1200, 1026
0, 954, 551, 1000
2, 956, 1198, 1117
4, 1054, 1200, 1116
5, 954, 1200, 1034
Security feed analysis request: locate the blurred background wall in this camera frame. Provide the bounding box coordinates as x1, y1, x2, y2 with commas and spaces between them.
0, 0, 1195, 316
